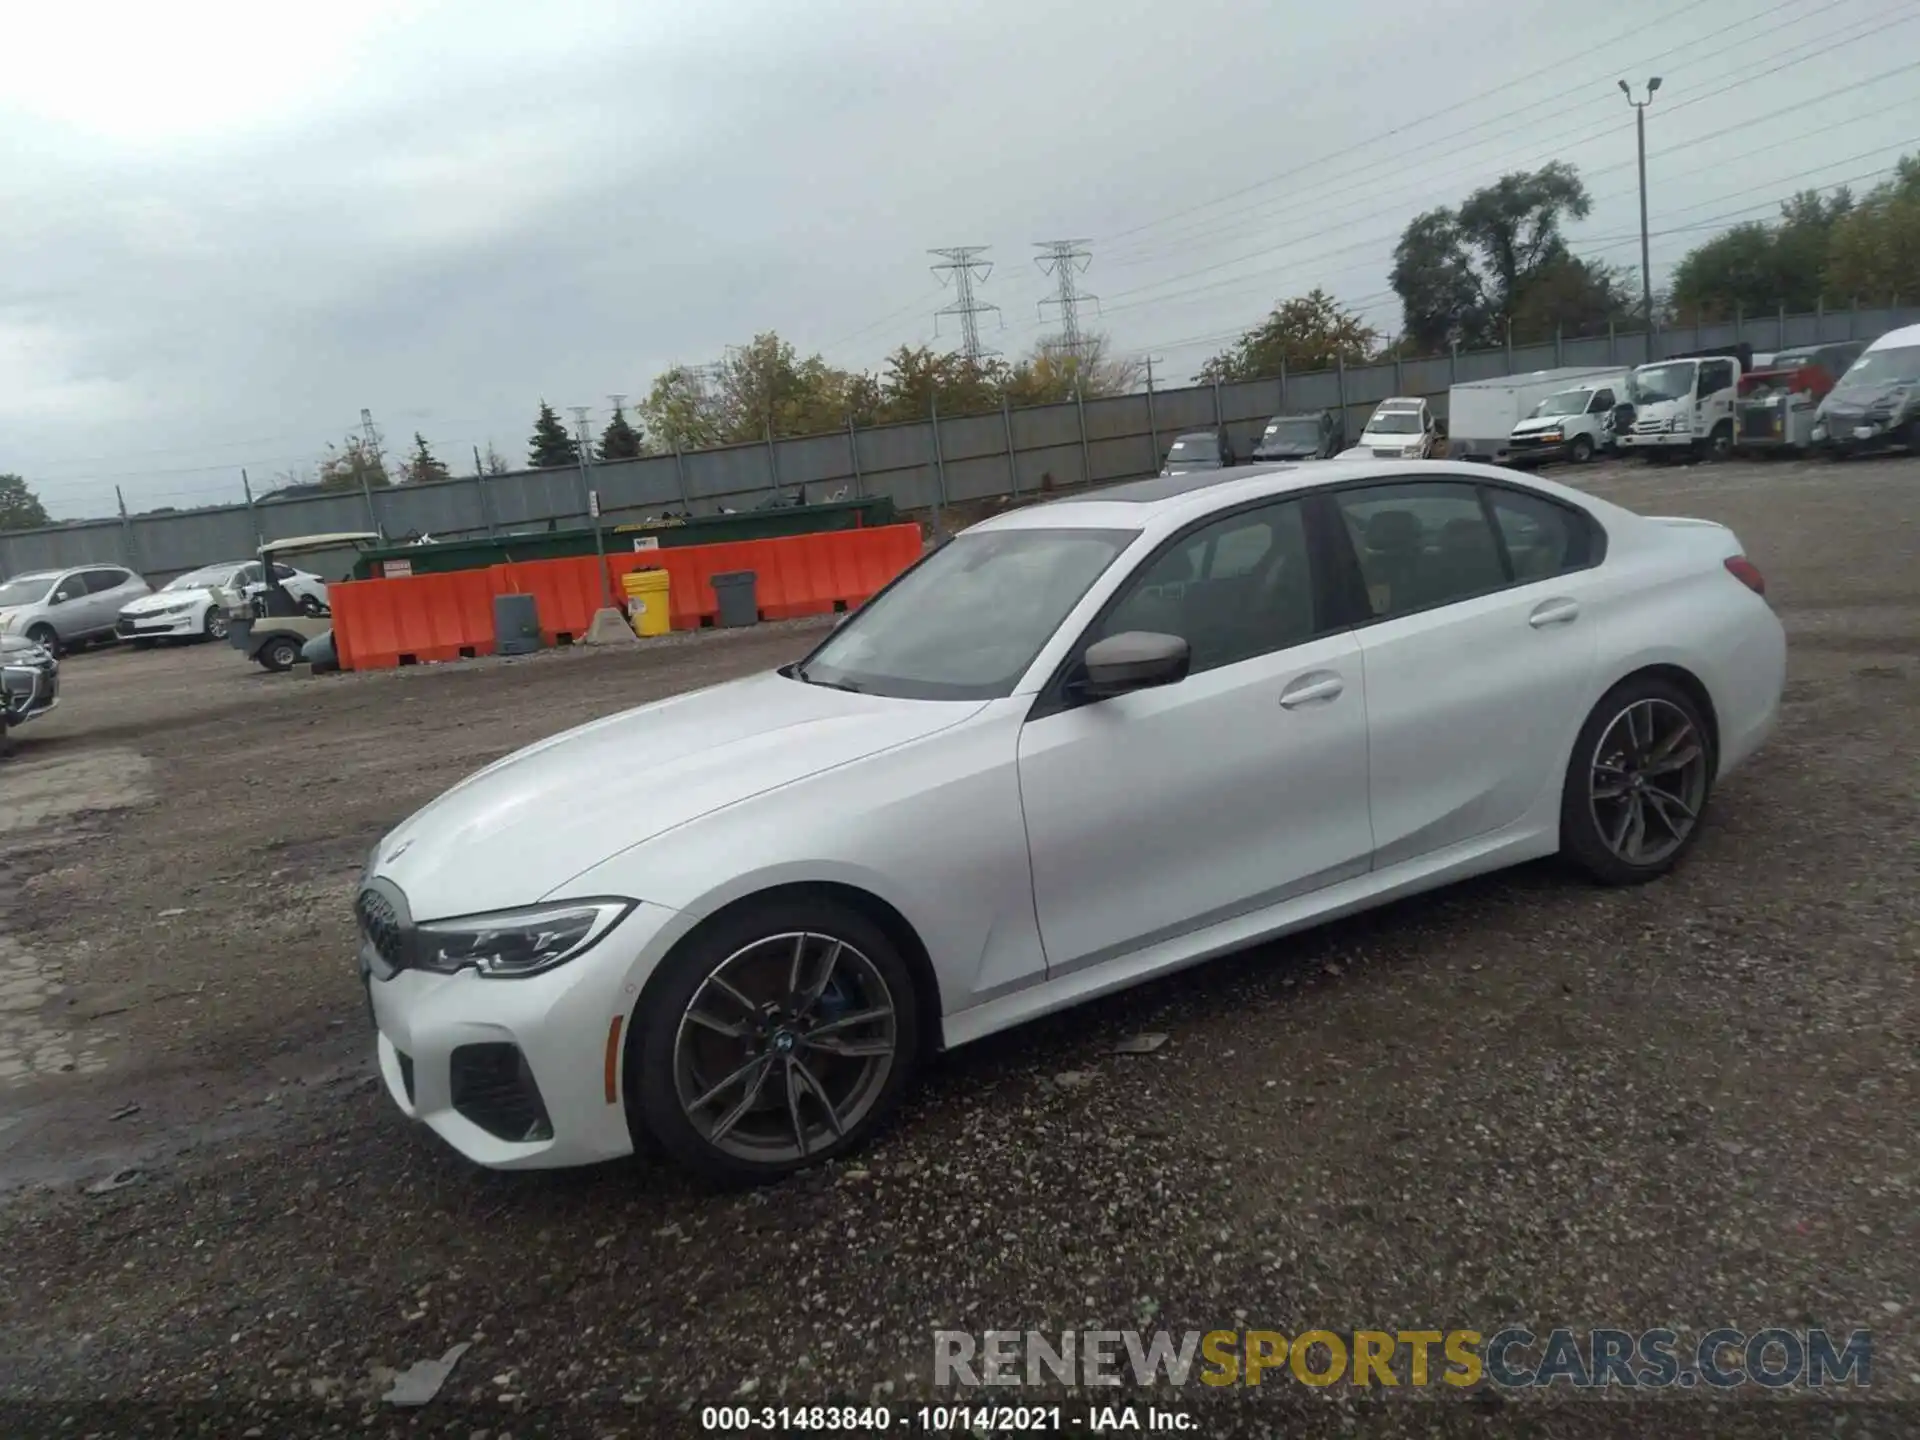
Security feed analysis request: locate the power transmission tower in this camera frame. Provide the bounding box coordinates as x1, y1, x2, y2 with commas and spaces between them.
929, 247, 1001, 362
358, 408, 385, 472
1034, 240, 1098, 363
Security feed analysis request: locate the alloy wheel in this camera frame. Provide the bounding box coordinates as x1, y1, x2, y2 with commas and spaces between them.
1588, 697, 1709, 867
672, 931, 898, 1164
206, 610, 229, 641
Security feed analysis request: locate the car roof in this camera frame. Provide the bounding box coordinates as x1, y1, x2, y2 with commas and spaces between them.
1373, 396, 1423, 408
1866, 321, 1920, 352
970, 459, 1600, 536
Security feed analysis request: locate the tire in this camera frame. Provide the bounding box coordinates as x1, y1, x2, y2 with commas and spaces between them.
1569, 434, 1594, 464
25, 624, 59, 660
204, 607, 229, 642
630, 895, 921, 1184
1560, 675, 1715, 886
258, 636, 301, 672
0, 716, 12, 759
1707, 423, 1734, 460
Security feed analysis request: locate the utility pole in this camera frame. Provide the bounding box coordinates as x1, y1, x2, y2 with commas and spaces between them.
570, 407, 613, 610
1144, 355, 1163, 469
1034, 240, 1098, 366
929, 247, 1001, 363
357, 407, 385, 537
1619, 76, 1662, 348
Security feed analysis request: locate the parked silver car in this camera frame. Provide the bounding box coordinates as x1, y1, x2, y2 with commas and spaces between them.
0, 564, 153, 657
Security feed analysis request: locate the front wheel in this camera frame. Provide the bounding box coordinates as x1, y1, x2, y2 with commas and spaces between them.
1569, 434, 1594, 464
204, 607, 229, 642
1560, 676, 1714, 886
631, 897, 920, 1184
25, 624, 59, 660
257, 636, 301, 672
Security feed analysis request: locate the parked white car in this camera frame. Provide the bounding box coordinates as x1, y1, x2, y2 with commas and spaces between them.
356, 459, 1785, 1182
1356, 396, 1439, 458
0, 564, 152, 657
116, 561, 250, 643
236, 561, 330, 615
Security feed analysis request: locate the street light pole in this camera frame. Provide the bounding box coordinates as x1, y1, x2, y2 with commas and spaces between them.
1619, 76, 1662, 347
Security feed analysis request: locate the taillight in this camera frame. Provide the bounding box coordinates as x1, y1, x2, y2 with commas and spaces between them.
1724, 556, 1766, 596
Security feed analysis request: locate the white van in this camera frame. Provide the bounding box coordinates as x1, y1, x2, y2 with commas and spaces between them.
1355, 396, 1438, 458
1447, 367, 1627, 465
1812, 321, 1920, 456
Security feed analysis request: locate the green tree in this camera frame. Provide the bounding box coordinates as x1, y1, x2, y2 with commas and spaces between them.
1825, 157, 1920, 306
1669, 188, 1854, 321
1508, 256, 1638, 342
1391, 163, 1597, 349
399, 432, 451, 484
1199, 290, 1379, 382
0, 473, 51, 531
876, 345, 1005, 422
639, 366, 727, 452
1001, 334, 1142, 404
527, 400, 580, 468
317, 436, 390, 492
596, 404, 645, 461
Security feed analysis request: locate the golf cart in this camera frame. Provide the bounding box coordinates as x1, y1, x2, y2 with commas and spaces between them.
218, 532, 379, 672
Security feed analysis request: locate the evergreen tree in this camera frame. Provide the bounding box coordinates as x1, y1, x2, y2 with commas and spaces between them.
401, 432, 451, 483
597, 404, 645, 461
527, 400, 581, 468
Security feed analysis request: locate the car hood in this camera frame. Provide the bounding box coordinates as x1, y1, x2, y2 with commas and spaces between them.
369, 670, 985, 918
1511, 416, 1572, 435
123, 587, 212, 613
1821, 381, 1915, 415
1358, 433, 1420, 449
1251, 443, 1316, 458
0, 632, 51, 661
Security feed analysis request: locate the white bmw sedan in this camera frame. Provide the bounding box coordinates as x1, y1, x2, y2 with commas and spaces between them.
357, 460, 1785, 1182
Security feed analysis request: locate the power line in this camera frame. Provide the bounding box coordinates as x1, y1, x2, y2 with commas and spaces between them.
1034, 240, 1097, 360
929, 247, 1001, 362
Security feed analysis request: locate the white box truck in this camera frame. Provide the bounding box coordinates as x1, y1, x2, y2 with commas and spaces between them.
1446, 367, 1630, 465
1616, 344, 1752, 461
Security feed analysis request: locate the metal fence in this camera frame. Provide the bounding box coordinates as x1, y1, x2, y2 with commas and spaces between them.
6, 301, 1915, 585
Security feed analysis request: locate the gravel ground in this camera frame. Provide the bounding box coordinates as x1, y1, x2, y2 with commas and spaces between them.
0, 455, 1914, 1439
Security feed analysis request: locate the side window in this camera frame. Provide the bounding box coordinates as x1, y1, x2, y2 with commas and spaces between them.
235, 564, 261, 586
81, 568, 129, 593
1699, 360, 1733, 394
271, 563, 296, 580
1337, 482, 1508, 618
1486, 488, 1593, 582
51, 574, 84, 602
1095, 500, 1319, 675
1590, 389, 1615, 413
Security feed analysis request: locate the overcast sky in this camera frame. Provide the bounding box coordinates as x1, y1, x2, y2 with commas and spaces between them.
5, 0, 1916, 519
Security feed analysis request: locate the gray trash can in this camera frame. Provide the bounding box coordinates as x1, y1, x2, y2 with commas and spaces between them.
711, 571, 759, 628
493, 593, 542, 655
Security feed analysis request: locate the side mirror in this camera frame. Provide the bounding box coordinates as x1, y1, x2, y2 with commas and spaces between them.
1080, 631, 1190, 700
50, 588, 75, 605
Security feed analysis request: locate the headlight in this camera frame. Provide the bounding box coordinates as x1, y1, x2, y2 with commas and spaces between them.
413, 899, 634, 978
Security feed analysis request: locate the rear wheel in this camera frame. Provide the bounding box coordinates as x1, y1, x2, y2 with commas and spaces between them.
257, 636, 301, 672
632, 896, 920, 1184
1560, 676, 1714, 886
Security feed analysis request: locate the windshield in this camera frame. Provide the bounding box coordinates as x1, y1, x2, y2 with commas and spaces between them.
1259, 419, 1320, 447
163, 565, 241, 591
1367, 410, 1421, 434
1166, 436, 1220, 463
1529, 390, 1591, 419
793, 527, 1135, 700
0, 576, 57, 607
1629, 361, 1697, 404
1839, 345, 1920, 387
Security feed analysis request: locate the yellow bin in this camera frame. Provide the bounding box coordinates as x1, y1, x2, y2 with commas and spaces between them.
621, 568, 672, 637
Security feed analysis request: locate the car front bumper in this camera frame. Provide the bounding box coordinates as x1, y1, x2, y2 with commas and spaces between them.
1505, 439, 1570, 464
362, 900, 684, 1169
1, 656, 58, 726
117, 611, 203, 639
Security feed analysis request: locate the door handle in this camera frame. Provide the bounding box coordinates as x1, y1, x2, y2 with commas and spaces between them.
1279, 673, 1344, 708
1529, 598, 1580, 628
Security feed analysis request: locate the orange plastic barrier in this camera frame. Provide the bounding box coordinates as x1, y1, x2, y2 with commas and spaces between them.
329, 524, 925, 670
